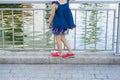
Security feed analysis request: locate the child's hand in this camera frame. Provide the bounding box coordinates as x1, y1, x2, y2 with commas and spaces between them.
49, 26, 52, 29
48, 23, 52, 29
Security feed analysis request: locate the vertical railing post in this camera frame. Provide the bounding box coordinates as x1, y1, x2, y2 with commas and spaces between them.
105, 10, 109, 50
33, 10, 35, 49
12, 10, 15, 49
1, 10, 5, 49
116, 3, 120, 54
84, 10, 87, 50
74, 9, 77, 50
22, 10, 25, 49
112, 10, 116, 51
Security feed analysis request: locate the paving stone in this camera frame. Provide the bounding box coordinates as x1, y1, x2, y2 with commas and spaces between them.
95, 74, 108, 79
0, 64, 120, 80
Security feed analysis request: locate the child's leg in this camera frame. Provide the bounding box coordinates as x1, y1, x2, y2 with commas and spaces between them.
55, 35, 62, 56
61, 34, 73, 53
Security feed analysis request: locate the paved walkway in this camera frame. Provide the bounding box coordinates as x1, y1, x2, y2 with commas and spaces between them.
0, 64, 120, 80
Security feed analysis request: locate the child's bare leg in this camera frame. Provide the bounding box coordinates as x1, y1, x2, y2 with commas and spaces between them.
55, 35, 62, 56
61, 34, 73, 53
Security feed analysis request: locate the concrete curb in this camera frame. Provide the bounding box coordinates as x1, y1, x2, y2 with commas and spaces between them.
0, 52, 120, 64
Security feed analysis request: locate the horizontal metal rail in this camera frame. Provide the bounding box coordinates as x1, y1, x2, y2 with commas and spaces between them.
0, 0, 120, 4
0, 8, 116, 10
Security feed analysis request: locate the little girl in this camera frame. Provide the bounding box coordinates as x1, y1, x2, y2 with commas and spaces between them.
48, 0, 76, 58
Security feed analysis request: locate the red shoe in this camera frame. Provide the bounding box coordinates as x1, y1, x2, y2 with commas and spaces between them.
51, 52, 61, 57
62, 53, 75, 58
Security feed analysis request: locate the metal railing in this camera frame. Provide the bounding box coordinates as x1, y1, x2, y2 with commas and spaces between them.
0, 7, 119, 53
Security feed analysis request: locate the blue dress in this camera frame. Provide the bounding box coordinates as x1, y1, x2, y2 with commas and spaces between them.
51, 0, 76, 35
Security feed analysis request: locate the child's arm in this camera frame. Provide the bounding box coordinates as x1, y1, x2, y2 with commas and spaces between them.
48, 4, 57, 28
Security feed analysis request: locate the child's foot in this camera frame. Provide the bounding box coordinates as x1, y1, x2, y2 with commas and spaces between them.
51, 52, 62, 57
62, 53, 75, 58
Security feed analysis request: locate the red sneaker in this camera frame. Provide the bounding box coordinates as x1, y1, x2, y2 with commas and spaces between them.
51, 52, 61, 57
62, 53, 75, 58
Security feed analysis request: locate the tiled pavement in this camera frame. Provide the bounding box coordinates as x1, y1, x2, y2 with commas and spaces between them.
0, 64, 120, 80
